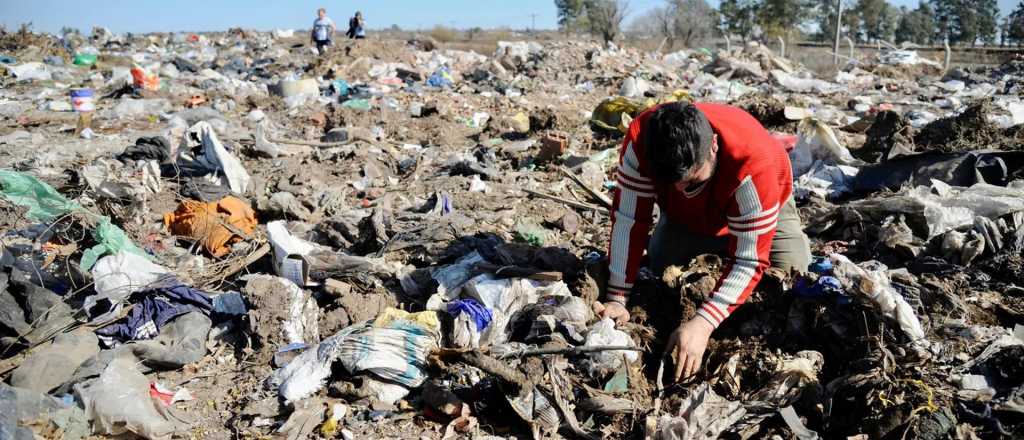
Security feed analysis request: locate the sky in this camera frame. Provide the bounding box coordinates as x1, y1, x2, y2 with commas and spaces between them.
0, 0, 1018, 34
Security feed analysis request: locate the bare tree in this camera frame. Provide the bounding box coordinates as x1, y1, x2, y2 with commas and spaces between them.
628, 6, 674, 44
670, 0, 719, 48
628, 0, 717, 50
586, 0, 630, 43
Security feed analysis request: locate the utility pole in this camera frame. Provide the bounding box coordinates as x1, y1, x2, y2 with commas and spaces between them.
530, 13, 538, 32
833, 0, 843, 65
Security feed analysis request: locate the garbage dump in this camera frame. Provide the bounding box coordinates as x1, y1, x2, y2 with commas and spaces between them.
2, 25, 1024, 440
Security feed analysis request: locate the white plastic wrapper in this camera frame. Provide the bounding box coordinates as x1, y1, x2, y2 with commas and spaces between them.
829, 255, 925, 341
581, 318, 638, 377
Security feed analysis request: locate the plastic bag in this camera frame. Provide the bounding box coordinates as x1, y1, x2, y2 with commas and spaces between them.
87, 252, 172, 321
75, 357, 181, 439
0, 171, 151, 270
581, 318, 638, 377
182, 121, 251, 194
464, 276, 541, 346
829, 254, 925, 341
447, 299, 492, 349
0, 169, 81, 221
254, 122, 289, 158
130, 64, 160, 91
789, 118, 858, 178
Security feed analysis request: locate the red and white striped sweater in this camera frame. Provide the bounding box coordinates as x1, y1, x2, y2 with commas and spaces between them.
607, 102, 794, 328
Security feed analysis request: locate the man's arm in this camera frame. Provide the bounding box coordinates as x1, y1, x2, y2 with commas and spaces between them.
606, 140, 656, 305
694, 174, 779, 328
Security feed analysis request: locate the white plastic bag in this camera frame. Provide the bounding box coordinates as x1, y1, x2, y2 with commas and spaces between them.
87, 252, 171, 322
581, 318, 638, 377
789, 118, 857, 178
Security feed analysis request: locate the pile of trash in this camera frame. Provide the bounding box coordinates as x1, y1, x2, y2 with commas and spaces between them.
1, 26, 1023, 440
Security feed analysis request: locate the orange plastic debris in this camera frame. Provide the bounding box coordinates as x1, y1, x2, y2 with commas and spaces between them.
130, 65, 161, 91
163, 196, 257, 257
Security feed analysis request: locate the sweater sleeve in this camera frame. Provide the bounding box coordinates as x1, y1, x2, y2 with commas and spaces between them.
695, 172, 781, 328
606, 139, 656, 305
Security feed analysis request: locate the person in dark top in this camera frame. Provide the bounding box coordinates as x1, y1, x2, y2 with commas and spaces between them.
346, 11, 366, 39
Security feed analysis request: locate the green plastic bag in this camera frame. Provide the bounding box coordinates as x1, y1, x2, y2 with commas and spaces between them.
73, 53, 97, 66
0, 170, 81, 221
341, 99, 371, 111
0, 170, 150, 270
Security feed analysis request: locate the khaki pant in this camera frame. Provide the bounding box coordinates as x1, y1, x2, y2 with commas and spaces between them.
648, 196, 811, 274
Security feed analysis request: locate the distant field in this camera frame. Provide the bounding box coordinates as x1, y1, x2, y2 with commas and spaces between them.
362, 28, 1014, 77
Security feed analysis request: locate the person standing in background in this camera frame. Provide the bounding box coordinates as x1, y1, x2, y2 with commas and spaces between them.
311, 8, 335, 54
347, 11, 366, 39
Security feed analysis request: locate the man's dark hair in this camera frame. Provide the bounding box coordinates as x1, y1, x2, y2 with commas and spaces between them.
644, 103, 714, 184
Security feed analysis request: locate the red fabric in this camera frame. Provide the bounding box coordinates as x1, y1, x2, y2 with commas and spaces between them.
606, 102, 793, 327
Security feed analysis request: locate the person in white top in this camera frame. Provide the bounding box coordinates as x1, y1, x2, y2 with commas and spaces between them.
310, 8, 336, 55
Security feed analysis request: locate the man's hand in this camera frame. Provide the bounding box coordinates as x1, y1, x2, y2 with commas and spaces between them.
665, 317, 715, 381
593, 301, 630, 325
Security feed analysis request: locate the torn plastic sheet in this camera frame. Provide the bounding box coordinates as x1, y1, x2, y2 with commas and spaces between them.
771, 70, 842, 94
0, 170, 151, 270
793, 161, 859, 200
180, 121, 250, 193
848, 180, 1024, 239
652, 383, 747, 440
829, 254, 926, 341
75, 357, 184, 440
789, 118, 859, 178
581, 318, 638, 377
853, 150, 1024, 193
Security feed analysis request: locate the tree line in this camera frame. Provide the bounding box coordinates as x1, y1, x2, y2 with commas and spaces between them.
557, 0, 1024, 48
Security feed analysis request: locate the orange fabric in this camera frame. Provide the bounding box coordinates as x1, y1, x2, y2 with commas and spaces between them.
163, 196, 256, 257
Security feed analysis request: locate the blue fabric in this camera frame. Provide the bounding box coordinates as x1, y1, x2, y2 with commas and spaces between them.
808, 256, 833, 274
794, 275, 850, 304
96, 284, 213, 344
446, 299, 492, 331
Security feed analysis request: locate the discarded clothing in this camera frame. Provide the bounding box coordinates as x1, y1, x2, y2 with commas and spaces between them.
163, 196, 257, 257
96, 284, 213, 346
178, 178, 231, 202
271, 311, 440, 402
116, 136, 171, 163
446, 299, 493, 331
